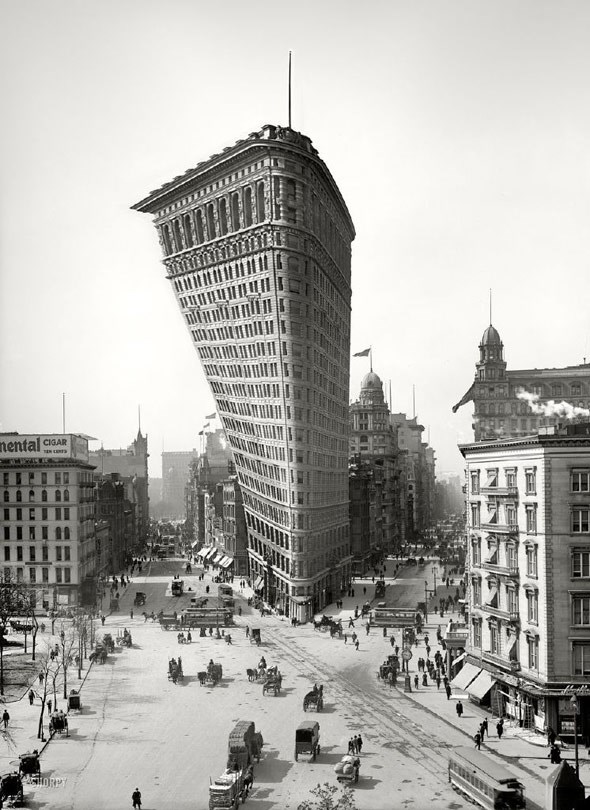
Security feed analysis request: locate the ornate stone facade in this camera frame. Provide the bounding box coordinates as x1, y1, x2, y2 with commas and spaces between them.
133, 125, 355, 620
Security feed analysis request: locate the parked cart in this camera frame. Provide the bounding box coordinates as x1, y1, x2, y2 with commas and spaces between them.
295, 721, 320, 762
334, 755, 360, 784
18, 750, 40, 780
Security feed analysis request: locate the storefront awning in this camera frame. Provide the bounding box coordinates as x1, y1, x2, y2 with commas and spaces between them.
203, 547, 218, 561
253, 575, 264, 591
191, 541, 199, 549
450, 662, 481, 691
466, 669, 496, 700
451, 652, 467, 668
197, 546, 211, 558
219, 556, 233, 568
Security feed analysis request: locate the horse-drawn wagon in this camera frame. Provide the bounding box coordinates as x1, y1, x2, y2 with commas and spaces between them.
168, 657, 184, 684
262, 668, 282, 696
67, 690, 81, 712
334, 755, 360, 784
49, 710, 69, 737
249, 629, 261, 646
0, 772, 24, 806
227, 721, 263, 771
295, 720, 320, 761
18, 750, 40, 780
208, 768, 251, 810
303, 684, 323, 712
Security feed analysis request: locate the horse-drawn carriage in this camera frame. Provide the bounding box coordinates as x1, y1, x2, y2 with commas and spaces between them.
303, 684, 324, 712
67, 690, 81, 712
18, 750, 40, 781
295, 721, 320, 762
249, 629, 261, 646
90, 642, 108, 664
133, 591, 146, 606
168, 657, 184, 684
262, 668, 282, 696
198, 661, 222, 686
49, 710, 69, 737
117, 629, 132, 648
208, 767, 250, 810
0, 772, 24, 806
159, 613, 179, 631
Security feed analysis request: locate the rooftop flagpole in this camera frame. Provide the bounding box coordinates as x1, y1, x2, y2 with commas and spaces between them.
288, 51, 292, 128
62, 393, 66, 434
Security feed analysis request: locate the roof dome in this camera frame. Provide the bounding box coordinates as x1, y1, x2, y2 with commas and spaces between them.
480, 324, 502, 346
361, 371, 383, 391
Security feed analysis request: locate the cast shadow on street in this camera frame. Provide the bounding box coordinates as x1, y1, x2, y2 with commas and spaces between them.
256, 749, 293, 783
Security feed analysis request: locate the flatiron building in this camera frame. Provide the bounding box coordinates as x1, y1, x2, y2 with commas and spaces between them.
133, 124, 355, 621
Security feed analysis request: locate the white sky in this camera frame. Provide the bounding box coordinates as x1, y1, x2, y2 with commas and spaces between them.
1, 0, 590, 478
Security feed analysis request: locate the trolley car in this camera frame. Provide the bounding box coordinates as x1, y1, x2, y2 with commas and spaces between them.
448, 747, 526, 809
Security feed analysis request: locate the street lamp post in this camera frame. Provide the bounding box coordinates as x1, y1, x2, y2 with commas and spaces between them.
424, 581, 429, 622
571, 695, 579, 778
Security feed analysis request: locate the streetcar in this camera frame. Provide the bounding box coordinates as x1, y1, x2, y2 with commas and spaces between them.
448, 747, 526, 809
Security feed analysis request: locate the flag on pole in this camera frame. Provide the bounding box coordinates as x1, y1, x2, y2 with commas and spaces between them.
353, 348, 370, 357
205, 412, 216, 419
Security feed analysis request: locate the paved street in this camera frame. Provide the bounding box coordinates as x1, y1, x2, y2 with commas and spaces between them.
0, 558, 584, 809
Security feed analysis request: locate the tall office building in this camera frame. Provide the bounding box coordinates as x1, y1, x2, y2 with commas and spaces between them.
133, 124, 355, 620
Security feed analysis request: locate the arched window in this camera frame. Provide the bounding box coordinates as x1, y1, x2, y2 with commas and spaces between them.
63, 489, 70, 502
55, 490, 61, 502
173, 219, 184, 251
183, 214, 193, 247
218, 198, 228, 235
64, 527, 70, 540
206, 204, 216, 239
195, 210, 205, 243
3, 491, 8, 503
41, 490, 47, 502
231, 192, 240, 231
243, 187, 253, 227
29, 490, 35, 502
16, 490, 22, 502
55, 527, 62, 540
256, 181, 266, 222
162, 223, 173, 255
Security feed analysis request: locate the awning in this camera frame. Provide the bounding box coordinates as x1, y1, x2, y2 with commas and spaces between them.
191, 541, 199, 549
210, 552, 223, 565
451, 652, 467, 668
253, 575, 264, 591
203, 548, 218, 561
450, 662, 481, 691
219, 556, 233, 568
466, 669, 496, 700
197, 546, 211, 558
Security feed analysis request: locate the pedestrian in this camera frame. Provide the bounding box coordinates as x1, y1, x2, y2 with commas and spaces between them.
187, 631, 192, 643
101, 615, 105, 626
355, 640, 360, 651
390, 635, 395, 647
455, 700, 463, 718
132, 787, 142, 808
28, 689, 35, 705
436, 675, 441, 690
238, 606, 242, 616
245, 626, 250, 638
47, 699, 52, 714
481, 718, 488, 739
347, 738, 354, 754
343, 633, 348, 644
422, 673, 428, 687
130, 609, 134, 620
496, 718, 504, 739
2, 710, 9, 729
357, 733, 363, 753
547, 726, 557, 746
474, 731, 481, 750
445, 684, 452, 700
366, 624, 370, 636
363, 586, 367, 595
348, 618, 355, 629
414, 674, 419, 690
549, 744, 561, 764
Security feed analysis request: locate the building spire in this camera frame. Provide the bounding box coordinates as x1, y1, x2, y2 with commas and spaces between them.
489, 287, 493, 325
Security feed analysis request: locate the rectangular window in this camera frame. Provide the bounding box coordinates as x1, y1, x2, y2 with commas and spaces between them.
490, 624, 499, 654
55, 568, 62, 584
55, 508, 61, 520
64, 568, 71, 584
527, 636, 539, 670
526, 504, 537, 534
29, 546, 35, 562
508, 588, 518, 614
42, 545, 48, 562
470, 503, 481, 528
470, 471, 480, 495
505, 468, 517, 488
41, 473, 47, 486
41, 508, 48, 520
56, 547, 62, 562
42, 527, 48, 540
525, 468, 536, 495
29, 568, 36, 584
29, 527, 35, 541
42, 568, 49, 584
2, 528, 8, 541
573, 596, 590, 625
16, 527, 22, 540
63, 508, 70, 520
472, 578, 481, 605
527, 591, 538, 623
574, 643, 590, 676
472, 619, 482, 649
29, 508, 35, 521
2, 473, 8, 486
3, 548, 9, 562
16, 508, 22, 521
572, 470, 590, 493
55, 473, 61, 485
572, 550, 590, 578
572, 508, 590, 534
16, 546, 23, 562
63, 472, 69, 485
64, 546, 71, 561
472, 539, 481, 567
526, 545, 538, 578
2, 509, 8, 521
485, 468, 498, 488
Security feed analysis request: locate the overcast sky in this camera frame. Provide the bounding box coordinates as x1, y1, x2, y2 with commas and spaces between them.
2, 0, 590, 479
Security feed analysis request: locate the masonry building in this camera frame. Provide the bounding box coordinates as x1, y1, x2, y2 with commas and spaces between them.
133, 124, 355, 620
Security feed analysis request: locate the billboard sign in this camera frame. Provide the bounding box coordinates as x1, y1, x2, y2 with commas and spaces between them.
0, 434, 89, 462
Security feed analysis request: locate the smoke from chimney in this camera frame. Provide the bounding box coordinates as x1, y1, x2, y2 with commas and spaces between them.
517, 389, 590, 420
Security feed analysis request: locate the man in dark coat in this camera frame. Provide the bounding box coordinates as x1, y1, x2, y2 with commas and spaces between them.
455, 700, 464, 718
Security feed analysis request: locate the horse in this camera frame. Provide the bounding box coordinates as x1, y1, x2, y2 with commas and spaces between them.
246, 668, 258, 682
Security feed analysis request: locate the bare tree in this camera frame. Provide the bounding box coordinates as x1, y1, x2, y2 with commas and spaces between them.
298, 784, 357, 810
0, 575, 36, 695
34, 647, 61, 740
56, 622, 78, 700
